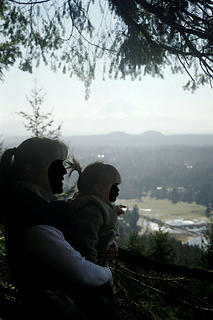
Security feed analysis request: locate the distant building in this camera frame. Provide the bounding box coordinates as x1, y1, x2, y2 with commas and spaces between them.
184, 162, 193, 169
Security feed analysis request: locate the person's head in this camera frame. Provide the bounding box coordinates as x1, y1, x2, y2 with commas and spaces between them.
68, 159, 121, 203
0, 137, 68, 194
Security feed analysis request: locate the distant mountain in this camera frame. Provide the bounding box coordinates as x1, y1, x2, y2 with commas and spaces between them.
64, 131, 213, 147
140, 130, 163, 137
3, 131, 213, 148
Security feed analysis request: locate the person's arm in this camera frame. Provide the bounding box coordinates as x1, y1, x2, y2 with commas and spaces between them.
23, 225, 112, 287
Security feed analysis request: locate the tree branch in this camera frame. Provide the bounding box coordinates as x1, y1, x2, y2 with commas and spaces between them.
8, 0, 50, 4
118, 248, 213, 281
137, 0, 211, 40
177, 55, 195, 82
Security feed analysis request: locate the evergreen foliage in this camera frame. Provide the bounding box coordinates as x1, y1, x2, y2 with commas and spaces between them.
0, 138, 3, 155
122, 204, 140, 232
118, 206, 205, 269
81, 144, 213, 212
1, 1, 213, 96
149, 229, 176, 264
113, 222, 213, 319
202, 221, 213, 269
17, 79, 62, 139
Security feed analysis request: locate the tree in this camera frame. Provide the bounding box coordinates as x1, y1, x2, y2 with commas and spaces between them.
150, 229, 176, 263
108, 0, 213, 91
1, 1, 213, 97
202, 222, 213, 269
171, 187, 180, 204
126, 231, 144, 254
183, 187, 194, 204
195, 183, 212, 206
18, 80, 62, 138
123, 205, 140, 232
0, 138, 3, 156
0, 0, 100, 98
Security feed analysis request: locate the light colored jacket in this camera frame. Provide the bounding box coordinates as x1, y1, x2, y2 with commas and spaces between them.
24, 225, 112, 286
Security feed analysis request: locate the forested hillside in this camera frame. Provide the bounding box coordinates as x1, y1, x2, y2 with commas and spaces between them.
64, 144, 213, 211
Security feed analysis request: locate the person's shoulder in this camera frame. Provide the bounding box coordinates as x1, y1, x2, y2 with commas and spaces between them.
67, 195, 103, 212
66, 196, 106, 226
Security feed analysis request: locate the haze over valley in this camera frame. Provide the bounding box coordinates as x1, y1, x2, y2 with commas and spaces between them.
2, 131, 213, 246
4, 130, 213, 148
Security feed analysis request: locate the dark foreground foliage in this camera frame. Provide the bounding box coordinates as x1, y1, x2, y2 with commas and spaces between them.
1, 224, 213, 320
111, 257, 213, 320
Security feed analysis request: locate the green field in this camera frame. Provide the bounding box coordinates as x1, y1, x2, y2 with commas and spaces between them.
117, 196, 210, 222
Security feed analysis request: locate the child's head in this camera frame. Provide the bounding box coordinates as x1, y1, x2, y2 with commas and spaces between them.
68, 159, 121, 203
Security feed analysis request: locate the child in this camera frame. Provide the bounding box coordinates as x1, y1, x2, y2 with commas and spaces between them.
65, 159, 125, 265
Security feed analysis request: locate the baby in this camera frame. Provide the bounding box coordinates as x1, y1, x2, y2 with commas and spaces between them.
65, 159, 125, 264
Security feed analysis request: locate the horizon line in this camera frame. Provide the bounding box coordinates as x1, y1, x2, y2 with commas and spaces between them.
3, 130, 213, 138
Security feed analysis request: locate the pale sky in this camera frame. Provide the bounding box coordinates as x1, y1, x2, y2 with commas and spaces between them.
1, 1, 213, 139
1, 62, 213, 138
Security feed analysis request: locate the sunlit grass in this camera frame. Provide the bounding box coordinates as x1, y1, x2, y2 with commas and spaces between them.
117, 196, 209, 222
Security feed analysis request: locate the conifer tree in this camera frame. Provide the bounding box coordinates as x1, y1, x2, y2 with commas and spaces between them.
150, 229, 176, 263
18, 80, 62, 138
1, 1, 213, 94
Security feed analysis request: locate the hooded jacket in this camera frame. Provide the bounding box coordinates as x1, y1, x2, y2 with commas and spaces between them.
66, 195, 118, 263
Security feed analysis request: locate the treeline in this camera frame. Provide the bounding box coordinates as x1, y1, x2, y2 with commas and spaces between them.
4, 140, 213, 209
113, 204, 213, 320
117, 205, 213, 270
70, 145, 213, 210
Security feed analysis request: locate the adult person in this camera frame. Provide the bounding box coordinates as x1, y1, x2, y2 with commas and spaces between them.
0, 137, 118, 320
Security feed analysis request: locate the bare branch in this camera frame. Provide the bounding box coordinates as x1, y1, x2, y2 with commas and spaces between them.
8, 0, 50, 4
177, 55, 195, 82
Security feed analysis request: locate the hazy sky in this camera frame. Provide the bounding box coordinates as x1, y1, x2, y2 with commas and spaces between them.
1, 1, 213, 139
1, 62, 213, 138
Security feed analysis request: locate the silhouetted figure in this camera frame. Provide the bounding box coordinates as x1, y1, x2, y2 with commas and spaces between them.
66, 160, 125, 265
0, 137, 116, 320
